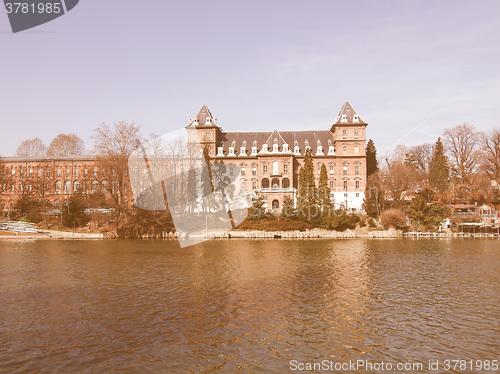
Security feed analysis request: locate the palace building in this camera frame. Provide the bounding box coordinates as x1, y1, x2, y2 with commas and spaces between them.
185, 101, 368, 212
0, 101, 368, 215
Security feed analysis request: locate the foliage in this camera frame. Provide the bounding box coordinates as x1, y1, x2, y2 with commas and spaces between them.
236, 217, 311, 231
381, 209, 407, 229
248, 191, 267, 221
443, 122, 481, 181
366, 139, 378, 177
296, 148, 318, 222
429, 137, 449, 191
281, 195, 296, 221
323, 210, 359, 231
15, 138, 46, 157
14, 195, 43, 222
318, 163, 331, 213
62, 193, 89, 228
118, 208, 175, 238
363, 173, 383, 218
47, 133, 85, 156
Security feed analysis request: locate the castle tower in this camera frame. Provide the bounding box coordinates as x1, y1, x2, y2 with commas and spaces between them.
185, 104, 221, 157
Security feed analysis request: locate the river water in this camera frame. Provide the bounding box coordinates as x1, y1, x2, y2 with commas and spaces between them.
0, 239, 499, 373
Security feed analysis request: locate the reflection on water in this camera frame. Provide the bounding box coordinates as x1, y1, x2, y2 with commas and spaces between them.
0, 239, 499, 373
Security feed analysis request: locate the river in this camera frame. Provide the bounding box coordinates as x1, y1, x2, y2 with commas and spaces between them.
0, 239, 499, 373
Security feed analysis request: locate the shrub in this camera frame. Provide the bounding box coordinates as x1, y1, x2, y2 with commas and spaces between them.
381, 209, 407, 229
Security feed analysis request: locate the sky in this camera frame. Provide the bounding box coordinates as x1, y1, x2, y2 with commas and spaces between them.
1, 0, 499, 157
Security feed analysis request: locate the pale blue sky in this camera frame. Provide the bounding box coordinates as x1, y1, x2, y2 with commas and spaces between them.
1, 0, 499, 156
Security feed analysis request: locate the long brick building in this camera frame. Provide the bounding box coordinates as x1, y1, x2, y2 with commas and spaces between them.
1, 101, 368, 215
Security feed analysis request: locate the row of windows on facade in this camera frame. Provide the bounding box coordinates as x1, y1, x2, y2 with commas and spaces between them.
255, 178, 362, 192
5, 167, 115, 178
1, 180, 121, 194
216, 143, 361, 157
131, 162, 361, 179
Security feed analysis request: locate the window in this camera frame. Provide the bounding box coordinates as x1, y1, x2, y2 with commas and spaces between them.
240, 181, 245, 192
282, 178, 290, 190
93, 167, 98, 176
296, 166, 299, 173
64, 181, 70, 193
55, 181, 62, 194
344, 181, 348, 190
354, 129, 359, 135
330, 181, 334, 189
11, 184, 15, 192
343, 145, 347, 152
38, 169, 42, 177
272, 199, 279, 210
92, 181, 98, 193
342, 129, 347, 135
75, 168, 79, 177
11, 169, 15, 176
343, 166, 348, 175
271, 178, 280, 191
252, 167, 257, 176
355, 146, 359, 153
330, 165, 334, 174
252, 181, 257, 190
355, 165, 360, 175
46, 169, 50, 177
356, 193, 360, 197
229, 166, 235, 176
74, 181, 80, 192
283, 164, 288, 173
272, 161, 279, 175
241, 167, 245, 175
66, 168, 70, 176
263, 164, 268, 173
57, 168, 61, 176
19, 184, 23, 192
262, 178, 270, 190
318, 165, 321, 173
356, 181, 360, 189
84, 168, 88, 175
29, 168, 33, 177
20, 169, 24, 177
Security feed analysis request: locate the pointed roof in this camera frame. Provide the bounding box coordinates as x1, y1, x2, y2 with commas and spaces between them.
332, 100, 367, 125
186, 104, 217, 128
265, 129, 288, 147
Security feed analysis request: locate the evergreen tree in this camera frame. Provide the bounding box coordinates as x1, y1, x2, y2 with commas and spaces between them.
429, 137, 449, 191
318, 164, 331, 212
296, 148, 318, 222
281, 195, 296, 221
249, 191, 266, 221
62, 193, 89, 228
366, 139, 378, 177
363, 173, 383, 218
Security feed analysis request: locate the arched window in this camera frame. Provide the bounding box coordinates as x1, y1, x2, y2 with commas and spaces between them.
261, 178, 270, 190
54, 199, 60, 208
73, 181, 80, 192
92, 181, 99, 193
55, 181, 62, 194
271, 178, 280, 191
272, 199, 279, 210
102, 180, 108, 193
282, 178, 290, 190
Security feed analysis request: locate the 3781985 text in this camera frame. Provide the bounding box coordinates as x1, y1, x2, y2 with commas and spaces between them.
5, 2, 62, 14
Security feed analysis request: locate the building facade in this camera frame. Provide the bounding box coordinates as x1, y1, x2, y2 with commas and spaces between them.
186, 101, 367, 212
1, 101, 368, 215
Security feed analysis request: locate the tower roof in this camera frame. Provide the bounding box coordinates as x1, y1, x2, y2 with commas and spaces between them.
186, 104, 217, 128
332, 100, 367, 125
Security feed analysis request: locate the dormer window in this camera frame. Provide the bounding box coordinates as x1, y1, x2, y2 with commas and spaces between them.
341, 114, 347, 123
328, 146, 335, 155
251, 146, 258, 155
205, 117, 211, 125
294, 146, 300, 155
228, 147, 235, 156
316, 146, 324, 156
261, 143, 269, 153
217, 147, 224, 157
272, 143, 279, 152
242, 140, 246, 147
253, 140, 257, 147
305, 139, 309, 147
283, 143, 289, 152
239, 146, 247, 156
294, 140, 298, 147
353, 114, 359, 123
231, 140, 236, 148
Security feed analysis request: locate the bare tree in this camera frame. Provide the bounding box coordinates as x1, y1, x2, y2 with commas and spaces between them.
481, 128, 500, 185
91, 121, 143, 216
443, 123, 481, 181
405, 143, 434, 177
15, 138, 47, 157
47, 133, 85, 157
